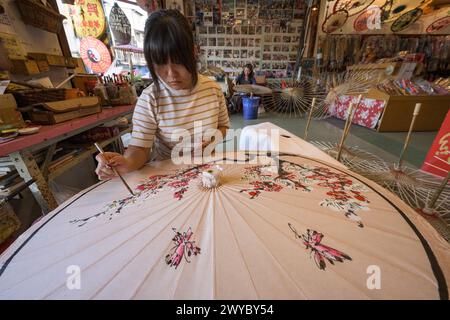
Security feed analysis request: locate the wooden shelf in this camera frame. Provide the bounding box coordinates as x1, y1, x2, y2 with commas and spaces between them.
47, 128, 131, 181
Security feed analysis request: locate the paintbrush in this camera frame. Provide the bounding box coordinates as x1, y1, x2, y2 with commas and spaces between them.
94, 143, 135, 196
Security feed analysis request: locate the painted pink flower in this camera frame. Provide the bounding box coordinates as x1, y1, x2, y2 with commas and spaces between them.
168, 180, 189, 188
165, 227, 201, 269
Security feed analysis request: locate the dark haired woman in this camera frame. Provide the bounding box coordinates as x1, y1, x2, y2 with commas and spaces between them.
95, 10, 230, 180
234, 64, 256, 85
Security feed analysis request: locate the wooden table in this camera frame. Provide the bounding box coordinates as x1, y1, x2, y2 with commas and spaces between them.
0, 105, 134, 214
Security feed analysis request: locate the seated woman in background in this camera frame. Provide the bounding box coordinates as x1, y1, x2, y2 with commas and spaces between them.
234, 64, 256, 85
227, 64, 256, 113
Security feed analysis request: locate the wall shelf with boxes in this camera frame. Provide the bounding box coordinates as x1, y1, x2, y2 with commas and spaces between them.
8, 53, 82, 76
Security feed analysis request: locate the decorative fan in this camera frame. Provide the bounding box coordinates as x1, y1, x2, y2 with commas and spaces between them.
391, 8, 423, 32
333, 0, 375, 17
322, 10, 349, 34
353, 6, 382, 32
426, 16, 450, 33
80, 37, 112, 74
380, 0, 424, 23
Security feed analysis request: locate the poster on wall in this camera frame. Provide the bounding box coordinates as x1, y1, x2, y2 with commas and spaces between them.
70, 0, 106, 39
80, 36, 112, 73
109, 2, 131, 45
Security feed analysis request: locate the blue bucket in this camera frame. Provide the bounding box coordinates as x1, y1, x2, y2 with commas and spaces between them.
242, 96, 260, 120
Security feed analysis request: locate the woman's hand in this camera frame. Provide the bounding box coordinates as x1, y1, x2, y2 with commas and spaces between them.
95, 152, 131, 180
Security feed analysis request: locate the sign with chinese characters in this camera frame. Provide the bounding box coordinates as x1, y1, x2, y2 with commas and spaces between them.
80, 36, 111, 73
422, 110, 450, 178
70, 0, 106, 39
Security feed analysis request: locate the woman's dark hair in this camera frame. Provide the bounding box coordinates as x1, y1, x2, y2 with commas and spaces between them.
241, 63, 254, 79
144, 9, 197, 95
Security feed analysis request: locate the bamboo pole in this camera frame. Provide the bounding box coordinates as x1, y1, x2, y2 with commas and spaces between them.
425, 171, 450, 212
336, 102, 354, 162
397, 103, 421, 169
304, 97, 317, 141
336, 94, 362, 161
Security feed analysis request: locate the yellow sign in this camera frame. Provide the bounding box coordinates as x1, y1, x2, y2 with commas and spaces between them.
70, 0, 106, 39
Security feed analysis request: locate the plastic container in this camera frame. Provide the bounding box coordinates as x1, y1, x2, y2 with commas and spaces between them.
242, 96, 260, 120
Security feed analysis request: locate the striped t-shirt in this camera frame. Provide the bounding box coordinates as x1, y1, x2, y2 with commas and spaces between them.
129, 74, 230, 160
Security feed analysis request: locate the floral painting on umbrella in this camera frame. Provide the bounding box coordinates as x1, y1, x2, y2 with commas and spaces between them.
240, 159, 370, 227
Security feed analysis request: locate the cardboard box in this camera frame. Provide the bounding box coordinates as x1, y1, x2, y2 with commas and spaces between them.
10, 59, 40, 75
364, 88, 450, 132
0, 94, 25, 130
28, 96, 101, 124
35, 60, 50, 72
71, 74, 99, 96
47, 54, 66, 66
74, 58, 86, 73
65, 57, 77, 68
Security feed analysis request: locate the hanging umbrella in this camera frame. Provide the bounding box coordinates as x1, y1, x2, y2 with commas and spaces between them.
333, 0, 375, 17
321, 10, 349, 34
0, 153, 449, 299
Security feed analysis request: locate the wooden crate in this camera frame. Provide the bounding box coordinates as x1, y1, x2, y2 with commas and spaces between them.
364, 88, 450, 132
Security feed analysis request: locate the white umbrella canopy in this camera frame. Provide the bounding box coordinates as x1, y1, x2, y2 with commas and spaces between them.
0, 153, 449, 299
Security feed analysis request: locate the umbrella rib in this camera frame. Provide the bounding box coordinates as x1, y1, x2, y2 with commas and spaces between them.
43, 191, 206, 299
215, 188, 261, 299
126, 192, 208, 299
223, 186, 431, 292
220, 188, 376, 298
170, 190, 214, 299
